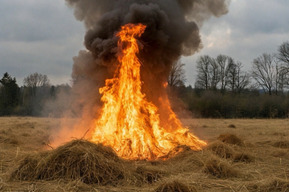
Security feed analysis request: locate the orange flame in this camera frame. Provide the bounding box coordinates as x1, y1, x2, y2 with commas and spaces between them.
91, 23, 206, 160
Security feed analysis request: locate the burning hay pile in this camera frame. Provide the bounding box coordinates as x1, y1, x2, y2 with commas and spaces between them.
50, 0, 229, 161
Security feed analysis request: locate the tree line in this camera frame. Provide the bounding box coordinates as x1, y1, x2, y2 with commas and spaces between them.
0, 72, 70, 116
169, 41, 289, 118
194, 41, 289, 94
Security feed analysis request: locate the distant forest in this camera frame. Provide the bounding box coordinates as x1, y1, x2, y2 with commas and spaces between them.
1, 41, 289, 118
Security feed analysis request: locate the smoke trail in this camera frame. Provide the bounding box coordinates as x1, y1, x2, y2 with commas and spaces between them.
54, 0, 229, 144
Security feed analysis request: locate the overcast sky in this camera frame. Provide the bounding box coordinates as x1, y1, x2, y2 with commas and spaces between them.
0, 0, 289, 86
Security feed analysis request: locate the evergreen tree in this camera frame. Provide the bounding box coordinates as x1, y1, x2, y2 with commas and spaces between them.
0, 73, 20, 115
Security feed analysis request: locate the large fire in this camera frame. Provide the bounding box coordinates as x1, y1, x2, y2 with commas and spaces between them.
90, 23, 206, 160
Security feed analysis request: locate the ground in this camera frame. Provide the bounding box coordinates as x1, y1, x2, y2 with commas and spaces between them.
1, 117, 289, 191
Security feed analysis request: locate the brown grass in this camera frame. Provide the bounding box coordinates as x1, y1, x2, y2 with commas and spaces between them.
228, 124, 236, 128
154, 180, 195, 192
203, 158, 239, 178
233, 152, 254, 163
271, 149, 288, 157
248, 178, 289, 192
206, 141, 235, 159
135, 165, 165, 184
1, 117, 289, 191
272, 141, 289, 148
217, 133, 244, 146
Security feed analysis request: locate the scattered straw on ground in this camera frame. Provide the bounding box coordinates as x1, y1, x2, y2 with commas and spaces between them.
154, 180, 195, 192
248, 178, 289, 192
206, 141, 235, 159
272, 141, 289, 148
135, 165, 165, 184
228, 124, 236, 128
218, 134, 244, 146
233, 152, 254, 163
203, 158, 239, 178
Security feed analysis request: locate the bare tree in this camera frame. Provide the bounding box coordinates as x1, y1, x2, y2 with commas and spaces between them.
234, 62, 250, 93
195, 55, 212, 89
226, 58, 238, 92
195, 55, 221, 90
252, 53, 281, 95
278, 41, 289, 65
226, 59, 249, 92
23, 73, 50, 96
209, 59, 220, 90
23, 73, 50, 87
168, 60, 186, 87
216, 54, 231, 91
277, 42, 289, 89
274, 61, 287, 94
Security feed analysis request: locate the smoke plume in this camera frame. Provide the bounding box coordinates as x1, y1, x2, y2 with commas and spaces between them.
54, 0, 229, 144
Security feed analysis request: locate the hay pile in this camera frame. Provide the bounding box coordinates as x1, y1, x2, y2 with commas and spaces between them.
11, 140, 125, 185
207, 141, 254, 163
207, 141, 234, 159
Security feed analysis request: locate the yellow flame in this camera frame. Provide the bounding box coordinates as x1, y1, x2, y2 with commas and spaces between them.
91, 23, 206, 160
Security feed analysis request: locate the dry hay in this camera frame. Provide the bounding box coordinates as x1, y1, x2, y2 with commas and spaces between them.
135, 165, 165, 184
228, 124, 236, 128
233, 152, 254, 163
271, 149, 288, 157
154, 180, 195, 192
203, 158, 239, 178
165, 147, 204, 173
206, 141, 235, 159
272, 141, 289, 149
11, 140, 125, 185
206, 141, 254, 163
0, 135, 19, 145
218, 134, 244, 146
248, 178, 289, 192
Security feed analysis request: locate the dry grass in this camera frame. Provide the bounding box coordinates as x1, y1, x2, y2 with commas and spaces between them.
228, 124, 236, 128
217, 133, 244, 146
0, 117, 289, 191
203, 158, 239, 178
154, 180, 195, 192
248, 178, 289, 192
272, 141, 289, 148
206, 141, 235, 159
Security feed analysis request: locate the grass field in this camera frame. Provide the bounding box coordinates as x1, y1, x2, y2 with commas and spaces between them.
1, 117, 289, 191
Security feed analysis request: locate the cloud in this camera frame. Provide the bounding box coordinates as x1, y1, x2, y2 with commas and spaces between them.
0, 0, 84, 85
183, 0, 289, 86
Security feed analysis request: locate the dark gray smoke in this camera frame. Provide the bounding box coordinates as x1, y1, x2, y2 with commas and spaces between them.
66, 0, 229, 120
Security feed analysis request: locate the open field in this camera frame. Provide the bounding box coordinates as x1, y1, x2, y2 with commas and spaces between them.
1, 117, 289, 191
